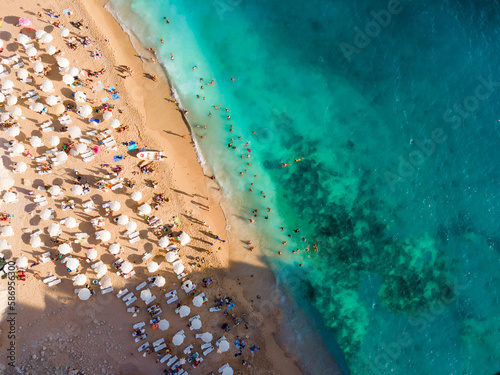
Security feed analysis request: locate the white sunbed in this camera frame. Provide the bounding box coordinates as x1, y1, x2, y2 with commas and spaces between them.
126, 296, 137, 306
144, 295, 156, 305
165, 290, 177, 298
83, 200, 95, 213
101, 287, 113, 295
43, 276, 57, 284
167, 356, 178, 367
183, 345, 193, 354
86, 130, 98, 136
136, 281, 147, 291
129, 236, 140, 244
135, 334, 147, 342
133, 322, 145, 329
27, 94, 40, 102
142, 252, 153, 262
47, 279, 61, 287
137, 342, 149, 352
111, 183, 123, 190
122, 292, 134, 302
12, 61, 24, 69
218, 364, 230, 373
201, 343, 212, 350
117, 289, 129, 298
160, 354, 172, 363
203, 346, 214, 356
153, 338, 165, 347
124, 270, 136, 279
39, 252, 51, 263
154, 343, 167, 352
41, 121, 54, 132
80, 138, 92, 144
167, 295, 178, 304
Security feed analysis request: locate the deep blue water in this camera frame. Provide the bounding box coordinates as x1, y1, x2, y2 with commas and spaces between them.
107, 0, 500, 373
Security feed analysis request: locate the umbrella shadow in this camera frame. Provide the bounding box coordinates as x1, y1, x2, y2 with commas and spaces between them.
3, 16, 19, 26
6, 42, 18, 53
0, 31, 12, 42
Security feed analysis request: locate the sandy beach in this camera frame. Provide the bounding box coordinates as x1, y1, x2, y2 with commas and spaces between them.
0, 1, 304, 374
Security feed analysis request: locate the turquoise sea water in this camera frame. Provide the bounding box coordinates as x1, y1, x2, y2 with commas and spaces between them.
106, 0, 500, 374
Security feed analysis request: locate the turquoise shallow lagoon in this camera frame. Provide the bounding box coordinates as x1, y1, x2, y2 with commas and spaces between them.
107, 0, 500, 374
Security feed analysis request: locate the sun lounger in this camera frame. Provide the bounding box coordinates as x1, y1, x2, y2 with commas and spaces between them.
83, 200, 95, 213
133, 322, 145, 329
117, 289, 129, 298
111, 183, 123, 190
218, 364, 230, 373
48, 279, 61, 287
128, 231, 139, 239
101, 287, 113, 295
129, 235, 140, 244
142, 252, 152, 262
137, 342, 149, 352
124, 270, 136, 279
160, 354, 172, 363
80, 138, 92, 144
122, 292, 134, 302
183, 345, 194, 355
167, 356, 178, 367
177, 271, 188, 280
39, 252, 51, 263
165, 290, 177, 298
203, 346, 214, 356
0, 71, 8, 78
136, 281, 147, 291
216, 336, 226, 346
201, 343, 212, 350
154, 343, 166, 352
209, 307, 221, 312
144, 295, 156, 305
167, 295, 178, 304
12, 61, 24, 70
134, 334, 147, 342
36, 156, 48, 163
43, 276, 57, 284
126, 296, 137, 306
86, 129, 98, 136
153, 338, 165, 347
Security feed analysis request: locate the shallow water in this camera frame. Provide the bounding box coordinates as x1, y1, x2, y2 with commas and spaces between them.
107, 0, 500, 373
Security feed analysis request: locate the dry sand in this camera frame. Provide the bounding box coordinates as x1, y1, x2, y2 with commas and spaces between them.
0, 1, 304, 374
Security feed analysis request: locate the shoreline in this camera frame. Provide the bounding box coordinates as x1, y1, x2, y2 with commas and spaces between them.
0, 0, 305, 374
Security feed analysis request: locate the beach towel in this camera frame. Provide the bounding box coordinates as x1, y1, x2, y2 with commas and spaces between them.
127, 141, 137, 151
111, 93, 120, 100
89, 118, 100, 124
114, 155, 123, 162
101, 97, 108, 102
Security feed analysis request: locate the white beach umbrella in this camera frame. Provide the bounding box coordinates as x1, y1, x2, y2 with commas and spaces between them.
40, 80, 53, 93
201, 332, 213, 343
73, 274, 87, 286
33, 61, 44, 74
60, 28, 70, 37
30, 135, 43, 148
48, 223, 61, 237
3, 192, 16, 204
218, 340, 230, 353
54, 151, 68, 165
116, 214, 129, 225
11, 106, 22, 118
165, 251, 178, 263
193, 295, 204, 307
2, 80, 14, 90
147, 261, 159, 273
221, 367, 233, 375
45, 45, 56, 55
179, 305, 190, 318
39, 208, 52, 221
68, 67, 79, 77
140, 289, 152, 301
62, 74, 74, 85
95, 230, 111, 242
159, 236, 169, 248
39, 33, 53, 44
121, 261, 133, 274
0, 239, 12, 250
131, 191, 142, 202
58, 243, 71, 255
0, 112, 9, 122
100, 276, 112, 289
7, 127, 19, 138
16, 69, 28, 81
0, 92, 5, 103
77, 105, 92, 118
78, 288, 91, 301
76, 143, 87, 154
153, 276, 166, 287
109, 119, 120, 129
74, 91, 86, 103
94, 262, 107, 278
15, 257, 28, 270
71, 185, 83, 196
62, 217, 78, 229
109, 201, 121, 212
125, 221, 137, 232
17, 34, 30, 45
172, 332, 185, 346
46, 95, 59, 106
48, 135, 60, 147
138, 203, 151, 216
158, 319, 169, 331
102, 111, 112, 121
13, 162, 27, 173
66, 257, 80, 272
68, 126, 82, 139
49, 185, 61, 197
10, 143, 24, 156
86, 248, 98, 260
35, 30, 46, 40
108, 243, 121, 255
6, 95, 17, 106
26, 46, 37, 57
1, 226, 14, 237
191, 318, 202, 330
30, 102, 44, 113
57, 58, 69, 68
179, 232, 191, 246
30, 236, 42, 249
173, 260, 185, 275
53, 103, 65, 115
